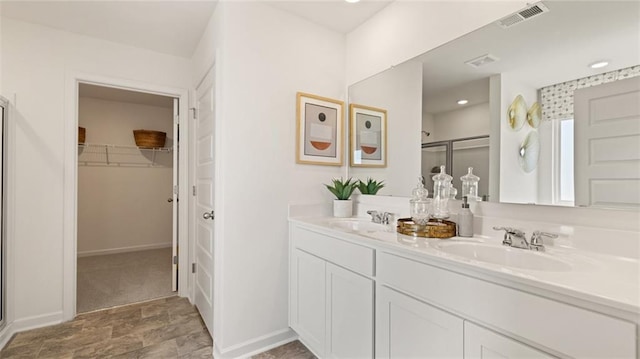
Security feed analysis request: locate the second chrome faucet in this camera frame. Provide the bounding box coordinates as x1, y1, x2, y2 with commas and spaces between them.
493, 227, 558, 252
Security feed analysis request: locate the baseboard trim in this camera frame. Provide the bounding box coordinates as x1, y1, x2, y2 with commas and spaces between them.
77, 243, 172, 257
14, 311, 64, 332
0, 311, 65, 350
0, 323, 15, 351
213, 328, 297, 359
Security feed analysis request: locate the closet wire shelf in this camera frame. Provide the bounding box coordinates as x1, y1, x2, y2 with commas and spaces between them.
78, 143, 172, 167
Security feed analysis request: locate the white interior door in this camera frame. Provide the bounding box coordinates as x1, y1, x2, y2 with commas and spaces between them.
574, 77, 640, 208
194, 66, 216, 336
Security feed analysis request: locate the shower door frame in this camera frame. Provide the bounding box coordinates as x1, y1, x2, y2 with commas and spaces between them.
0, 96, 8, 331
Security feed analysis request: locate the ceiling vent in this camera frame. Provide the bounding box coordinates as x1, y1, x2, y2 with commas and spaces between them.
496, 2, 549, 29
465, 54, 500, 68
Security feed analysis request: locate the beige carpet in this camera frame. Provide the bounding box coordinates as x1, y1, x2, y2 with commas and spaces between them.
77, 247, 175, 313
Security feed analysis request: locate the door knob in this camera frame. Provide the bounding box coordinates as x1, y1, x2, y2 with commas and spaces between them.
203, 211, 215, 220
167, 198, 173, 203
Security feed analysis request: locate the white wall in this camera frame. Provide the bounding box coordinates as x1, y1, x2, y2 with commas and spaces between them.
192, 2, 346, 357
349, 60, 423, 197
345, 1, 527, 85
1, 16, 190, 328
499, 72, 539, 204
77, 97, 173, 256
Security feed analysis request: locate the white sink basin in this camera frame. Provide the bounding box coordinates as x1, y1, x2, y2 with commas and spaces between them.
327, 218, 389, 232
431, 241, 573, 272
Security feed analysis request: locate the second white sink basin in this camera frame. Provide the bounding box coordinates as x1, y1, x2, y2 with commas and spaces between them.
431, 241, 573, 272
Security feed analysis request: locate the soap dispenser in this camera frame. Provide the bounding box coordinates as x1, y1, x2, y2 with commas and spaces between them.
458, 196, 474, 237
432, 165, 452, 219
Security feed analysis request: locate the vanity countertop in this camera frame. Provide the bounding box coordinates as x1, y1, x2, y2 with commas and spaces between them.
289, 216, 640, 319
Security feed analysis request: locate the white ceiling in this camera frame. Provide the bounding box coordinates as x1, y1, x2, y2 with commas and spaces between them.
0, 1, 218, 58
418, 1, 640, 115
79, 83, 175, 108
0, 0, 390, 59
267, 0, 392, 34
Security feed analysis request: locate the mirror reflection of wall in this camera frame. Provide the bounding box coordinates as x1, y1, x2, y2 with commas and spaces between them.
346, 1, 640, 210
348, 60, 423, 197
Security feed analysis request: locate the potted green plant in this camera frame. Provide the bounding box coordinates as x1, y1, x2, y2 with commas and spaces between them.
325, 178, 357, 217
357, 178, 385, 195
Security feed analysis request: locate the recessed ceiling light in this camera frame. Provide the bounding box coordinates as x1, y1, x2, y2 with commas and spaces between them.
345, 0, 360, 3
590, 61, 609, 69
457, 99, 469, 105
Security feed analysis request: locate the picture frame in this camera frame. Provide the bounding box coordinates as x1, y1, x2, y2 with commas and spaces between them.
350, 103, 387, 167
296, 92, 344, 166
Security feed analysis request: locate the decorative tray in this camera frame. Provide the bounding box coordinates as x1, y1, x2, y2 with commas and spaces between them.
397, 218, 456, 238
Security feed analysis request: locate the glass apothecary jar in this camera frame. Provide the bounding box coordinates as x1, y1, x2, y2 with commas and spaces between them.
432, 165, 452, 219
460, 167, 480, 201
410, 177, 430, 225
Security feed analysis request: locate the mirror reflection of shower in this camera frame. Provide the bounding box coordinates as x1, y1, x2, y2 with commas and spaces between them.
421, 135, 489, 200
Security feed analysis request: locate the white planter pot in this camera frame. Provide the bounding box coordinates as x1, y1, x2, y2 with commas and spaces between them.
333, 199, 353, 218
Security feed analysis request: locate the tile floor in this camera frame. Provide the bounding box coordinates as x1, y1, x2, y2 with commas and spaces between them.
0, 296, 315, 359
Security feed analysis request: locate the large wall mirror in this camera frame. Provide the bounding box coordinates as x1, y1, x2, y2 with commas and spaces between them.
347, 1, 640, 209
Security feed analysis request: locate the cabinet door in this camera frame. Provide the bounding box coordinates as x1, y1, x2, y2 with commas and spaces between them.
464, 322, 554, 359
376, 285, 463, 359
326, 263, 374, 359
290, 249, 326, 357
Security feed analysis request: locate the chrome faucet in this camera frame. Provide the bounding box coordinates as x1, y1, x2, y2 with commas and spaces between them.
493, 227, 558, 251
529, 231, 558, 252
367, 210, 393, 225
493, 227, 529, 249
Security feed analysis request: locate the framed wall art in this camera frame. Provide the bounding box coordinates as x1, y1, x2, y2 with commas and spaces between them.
350, 103, 387, 167
296, 92, 344, 166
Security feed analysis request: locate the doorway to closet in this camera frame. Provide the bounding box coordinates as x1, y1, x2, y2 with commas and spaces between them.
76, 83, 178, 313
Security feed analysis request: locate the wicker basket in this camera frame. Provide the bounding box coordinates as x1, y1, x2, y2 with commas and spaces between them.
78, 127, 86, 144
133, 130, 166, 149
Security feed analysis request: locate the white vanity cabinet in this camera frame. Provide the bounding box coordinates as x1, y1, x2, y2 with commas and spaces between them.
289, 226, 374, 358
289, 220, 637, 359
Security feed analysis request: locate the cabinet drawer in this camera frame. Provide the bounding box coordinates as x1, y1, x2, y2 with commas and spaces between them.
378, 252, 637, 358
292, 226, 374, 276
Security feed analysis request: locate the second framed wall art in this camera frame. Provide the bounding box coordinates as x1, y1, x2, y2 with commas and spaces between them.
350, 103, 387, 168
